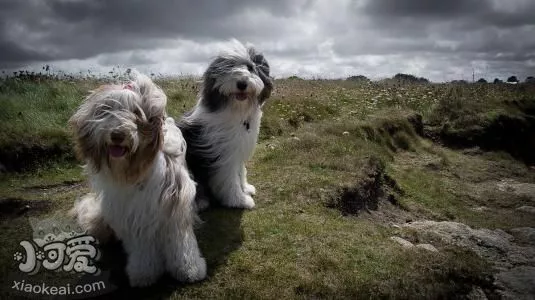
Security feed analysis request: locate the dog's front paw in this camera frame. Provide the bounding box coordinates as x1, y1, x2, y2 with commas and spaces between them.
171, 255, 207, 283
187, 256, 207, 282
233, 194, 255, 209
243, 183, 256, 196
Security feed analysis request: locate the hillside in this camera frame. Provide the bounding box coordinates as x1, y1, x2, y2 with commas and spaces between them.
1, 77, 535, 299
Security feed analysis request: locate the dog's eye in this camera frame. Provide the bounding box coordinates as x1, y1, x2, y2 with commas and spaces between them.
133, 108, 143, 118
246, 64, 254, 72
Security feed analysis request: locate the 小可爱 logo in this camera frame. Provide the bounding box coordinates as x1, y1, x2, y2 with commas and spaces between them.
13, 217, 100, 276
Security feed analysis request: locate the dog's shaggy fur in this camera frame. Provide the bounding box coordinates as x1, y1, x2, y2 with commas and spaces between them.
178, 40, 273, 209
69, 71, 206, 287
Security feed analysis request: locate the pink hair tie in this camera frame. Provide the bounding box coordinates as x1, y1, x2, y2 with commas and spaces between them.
123, 82, 134, 90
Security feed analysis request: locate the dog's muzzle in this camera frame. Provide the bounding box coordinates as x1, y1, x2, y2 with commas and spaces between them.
235, 80, 249, 101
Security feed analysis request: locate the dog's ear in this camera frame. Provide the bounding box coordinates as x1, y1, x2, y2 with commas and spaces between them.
201, 76, 230, 112
131, 71, 168, 121
248, 47, 273, 104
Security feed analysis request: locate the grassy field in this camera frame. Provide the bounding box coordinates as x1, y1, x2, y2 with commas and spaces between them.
1, 76, 534, 299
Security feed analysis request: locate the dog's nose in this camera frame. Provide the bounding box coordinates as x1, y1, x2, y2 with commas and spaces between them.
110, 131, 125, 144
237, 80, 247, 91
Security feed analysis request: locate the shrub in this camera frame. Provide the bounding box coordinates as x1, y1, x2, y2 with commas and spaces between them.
346, 75, 370, 82
393, 73, 429, 84
507, 76, 519, 83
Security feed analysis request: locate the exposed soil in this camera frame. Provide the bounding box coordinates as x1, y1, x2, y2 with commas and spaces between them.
22, 180, 85, 194
406, 112, 424, 136
326, 157, 414, 223
0, 198, 52, 220
0, 142, 75, 172
425, 99, 535, 165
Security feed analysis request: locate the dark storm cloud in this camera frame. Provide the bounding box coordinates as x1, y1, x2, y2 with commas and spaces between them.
0, 37, 52, 68
363, 0, 535, 28
0, 0, 311, 67
0, 0, 534, 81
363, 0, 484, 19
327, 0, 535, 79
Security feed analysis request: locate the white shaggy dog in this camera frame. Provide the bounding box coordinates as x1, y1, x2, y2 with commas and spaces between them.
69, 71, 206, 287
178, 40, 273, 209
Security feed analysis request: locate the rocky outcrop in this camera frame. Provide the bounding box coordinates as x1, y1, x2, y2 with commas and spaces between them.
402, 221, 535, 299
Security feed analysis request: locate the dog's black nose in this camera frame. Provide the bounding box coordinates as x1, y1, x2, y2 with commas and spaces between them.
110, 131, 125, 144
237, 80, 247, 91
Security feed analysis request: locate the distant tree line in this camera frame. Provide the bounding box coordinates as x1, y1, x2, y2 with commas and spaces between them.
345, 73, 430, 84
487, 76, 535, 84
343, 73, 535, 85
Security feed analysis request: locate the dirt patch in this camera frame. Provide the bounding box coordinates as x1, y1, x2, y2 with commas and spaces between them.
326, 157, 413, 223
0, 198, 52, 220
0, 142, 75, 172
22, 180, 85, 195
406, 112, 424, 136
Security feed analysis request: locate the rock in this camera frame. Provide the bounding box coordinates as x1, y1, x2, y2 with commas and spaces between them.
495, 266, 535, 300
403, 220, 535, 300
497, 180, 535, 200
466, 286, 488, 300
497, 180, 515, 192
415, 243, 438, 252
342, 131, 350, 136
516, 206, 535, 214
510, 227, 535, 245
390, 236, 414, 248
471, 206, 489, 212
403, 221, 514, 257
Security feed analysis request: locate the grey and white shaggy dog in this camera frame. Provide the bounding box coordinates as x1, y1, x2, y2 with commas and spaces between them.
69, 71, 206, 287
178, 40, 273, 209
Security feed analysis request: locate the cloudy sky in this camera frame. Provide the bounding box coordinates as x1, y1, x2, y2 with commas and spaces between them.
1, 0, 534, 82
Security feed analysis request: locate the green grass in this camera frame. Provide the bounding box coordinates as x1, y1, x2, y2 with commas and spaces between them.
1, 77, 534, 299
0, 79, 89, 148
